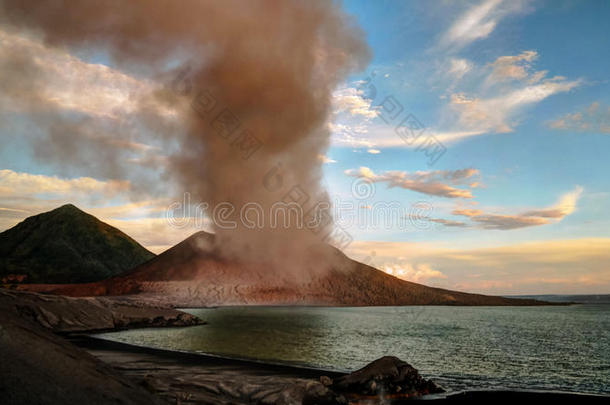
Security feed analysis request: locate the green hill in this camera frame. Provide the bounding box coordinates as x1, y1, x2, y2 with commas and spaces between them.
0, 204, 155, 284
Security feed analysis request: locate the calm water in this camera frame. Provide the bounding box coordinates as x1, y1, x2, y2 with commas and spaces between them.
98, 305, 610, 394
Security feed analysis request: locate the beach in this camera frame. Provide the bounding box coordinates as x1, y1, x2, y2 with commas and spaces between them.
73, 335, 610, 404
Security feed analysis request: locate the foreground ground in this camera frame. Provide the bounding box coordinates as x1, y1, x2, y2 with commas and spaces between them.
74, 337, 610, 404
75, 336, 346, 404
1, 289, 607, 404
0, 289, 442, 404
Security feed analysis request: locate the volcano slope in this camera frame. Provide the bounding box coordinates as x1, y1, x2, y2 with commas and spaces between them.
49, 231, 548, 307
0, 204, 154, 284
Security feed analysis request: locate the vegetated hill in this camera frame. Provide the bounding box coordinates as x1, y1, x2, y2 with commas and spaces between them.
0, 204, 155, 284
50, 231, 550, 307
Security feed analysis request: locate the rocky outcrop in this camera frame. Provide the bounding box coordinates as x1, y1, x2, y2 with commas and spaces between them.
331, 356, 443, 400
0, 289, 204, 333
271, 357, 442, 404
276, 381, 347, 405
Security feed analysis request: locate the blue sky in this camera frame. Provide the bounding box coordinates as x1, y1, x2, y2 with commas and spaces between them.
1, 0, 609, 294
324, 0, 610, 245
321, 0, 610, 293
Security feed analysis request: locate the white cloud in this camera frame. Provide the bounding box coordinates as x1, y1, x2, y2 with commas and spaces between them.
382, 262, 447, 283
331, 125, 485, 149
332, 51, 579, 149
0, 28, 153, 119
522, 186, 583, 218
331, 50, 578, 149
448, 58, 473, 80
440, 0, 530, 50
487, 50, 538, 83
450, 77, 581, 133
367, 148, 381, 154
442, 0, 502, 48
0, 169, 129, 198
0, 28, 185, 179
332, 86, 378, 119
318, 154, 337, 164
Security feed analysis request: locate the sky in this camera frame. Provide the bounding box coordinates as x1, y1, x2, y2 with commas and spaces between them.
1, 0, 609, 294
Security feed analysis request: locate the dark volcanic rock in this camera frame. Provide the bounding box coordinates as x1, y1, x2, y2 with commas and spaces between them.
0, 307, 165, 405
277, 381, 347, 405
332, 356, 444, 399
0, 288, 204, 333
274, 357, 442, 404
0, 204, 155, 284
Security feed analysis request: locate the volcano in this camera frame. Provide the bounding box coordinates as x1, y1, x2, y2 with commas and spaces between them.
49, 230, 547, 307
0, 204, 154, 284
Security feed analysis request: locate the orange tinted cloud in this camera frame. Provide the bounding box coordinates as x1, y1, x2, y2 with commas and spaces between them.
347, 238, 610, 294
437, 186, 583, 230
345, 167, 478, 198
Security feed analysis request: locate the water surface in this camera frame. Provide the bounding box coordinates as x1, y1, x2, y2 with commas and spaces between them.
98, 305, 610, 394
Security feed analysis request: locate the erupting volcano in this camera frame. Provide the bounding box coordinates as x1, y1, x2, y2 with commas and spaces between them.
4, 208, 542, 307
0, 0, 371, 277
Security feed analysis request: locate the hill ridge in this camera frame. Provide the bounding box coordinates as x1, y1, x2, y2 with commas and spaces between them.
0, 204, 155, 284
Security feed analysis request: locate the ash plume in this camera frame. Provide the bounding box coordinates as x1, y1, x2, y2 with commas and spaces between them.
0, 0, 370, 273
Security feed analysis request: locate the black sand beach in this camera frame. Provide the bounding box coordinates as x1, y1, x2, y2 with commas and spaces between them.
73, 335, 610, 404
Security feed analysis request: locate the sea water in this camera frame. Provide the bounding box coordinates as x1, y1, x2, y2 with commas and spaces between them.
97, 303, 610, 394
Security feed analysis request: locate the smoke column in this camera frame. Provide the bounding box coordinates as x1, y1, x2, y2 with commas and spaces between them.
0, 0, 370, 272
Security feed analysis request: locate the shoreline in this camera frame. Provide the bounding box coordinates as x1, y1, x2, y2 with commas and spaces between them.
70, 334, 610, 404
2, 288, 607, 404
73, 334, 350, 378
77, 334, 609, 403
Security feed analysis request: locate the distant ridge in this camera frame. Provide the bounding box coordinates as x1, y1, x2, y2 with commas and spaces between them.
509, 294, 610, 304
0, 204, 155, 284
50, 231, 553, 307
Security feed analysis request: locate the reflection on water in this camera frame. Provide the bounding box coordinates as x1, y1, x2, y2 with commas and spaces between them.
98, 305, 610, 394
